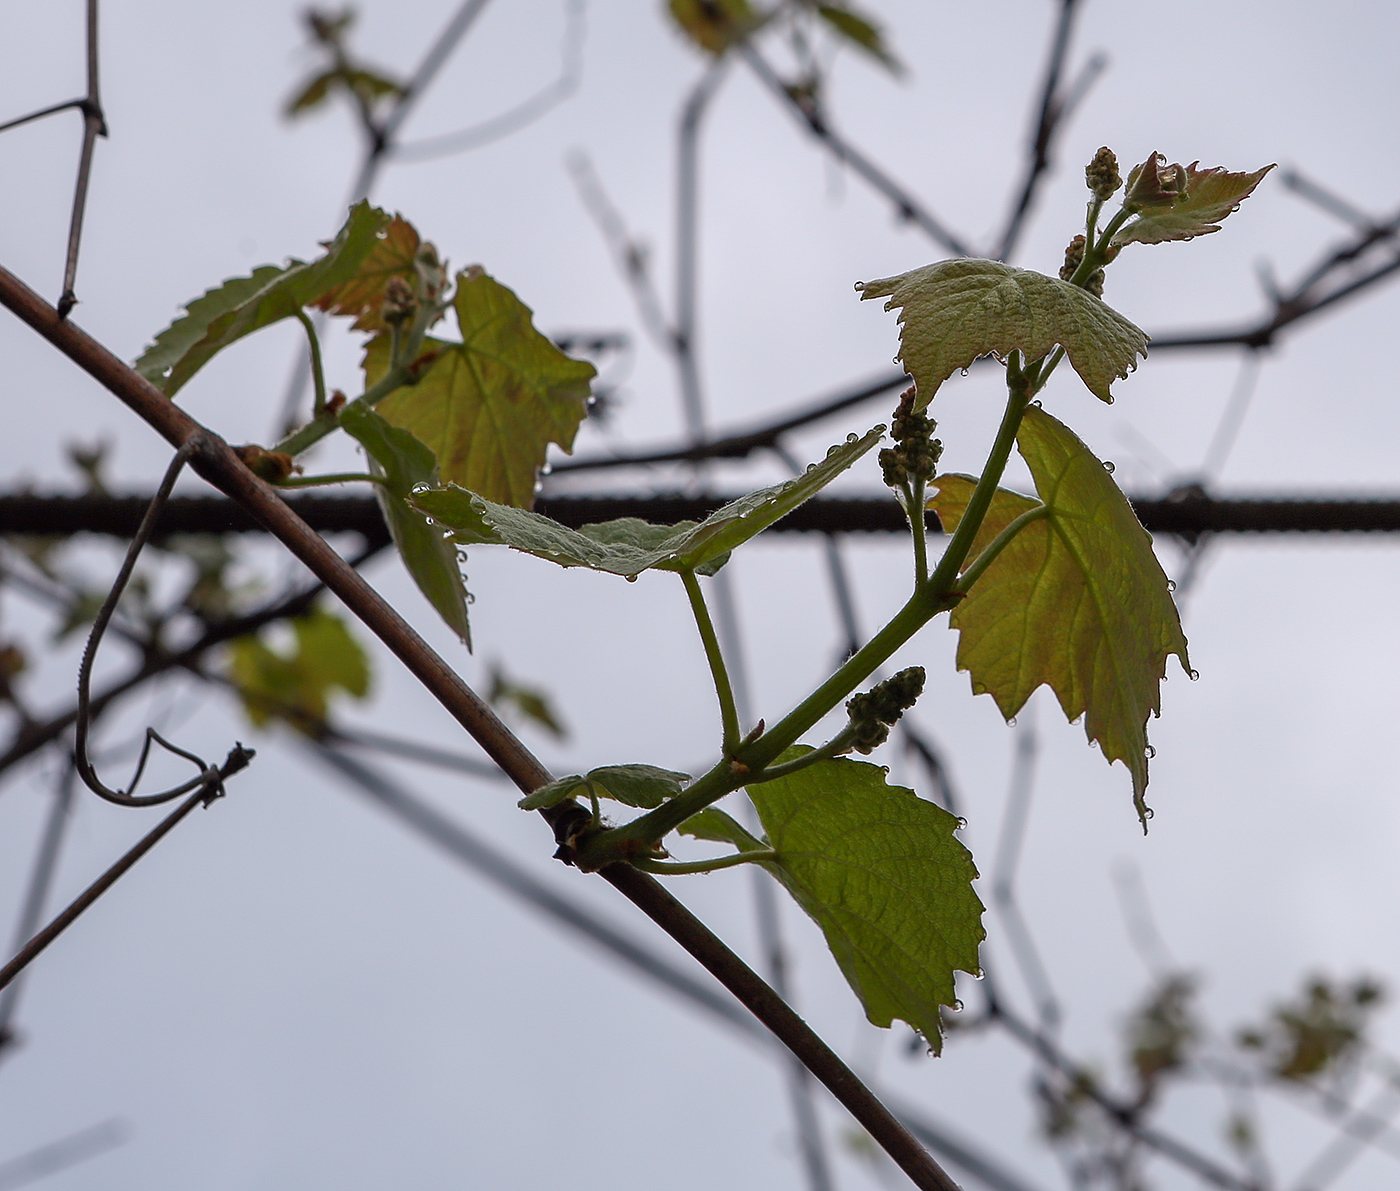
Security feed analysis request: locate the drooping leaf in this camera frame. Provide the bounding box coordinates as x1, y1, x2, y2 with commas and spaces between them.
1115, 158, 1274, 247
284, 69, 338, 117
488, 663, 568, 739
365, 267, 595, 508
227, 607, 370, 731
817, 5, 901, 73
339, 403, 472, 647
412, 427, 885, 576
857, 258, 1148, 407
310, 214, 423, 331
928, 406, 1191, 822
678, 806, 766, 852
135, 202, 390, 396
746, 752, 984, 1052
518, 764, 691, 811
668, 0, 756, 54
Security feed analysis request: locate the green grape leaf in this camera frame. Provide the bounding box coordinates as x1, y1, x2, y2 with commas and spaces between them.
227, 607, 370, 732
857, 258, 1148, 408
518, 764, 691, 811
135, 201, 390, 396
817, 5, 901, 73
365, 267, 596, 508
678, 806, 766, 852
310, 214, 423, 332
488, 664, 567, 739
928, 406, 1191, 823
1115, 158, 1274, 247
338, 403, 472, 647
747, 751, 983, 1052
668, 0, 756, 54
412, 427, 884, 575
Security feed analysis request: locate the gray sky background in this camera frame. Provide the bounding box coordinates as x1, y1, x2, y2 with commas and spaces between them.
1, 2, 1399, 1188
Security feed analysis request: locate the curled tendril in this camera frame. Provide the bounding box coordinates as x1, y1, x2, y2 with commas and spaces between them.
74, 438, 254, 807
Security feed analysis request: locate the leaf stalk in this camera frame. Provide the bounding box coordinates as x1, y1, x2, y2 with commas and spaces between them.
682, 569, 742, 756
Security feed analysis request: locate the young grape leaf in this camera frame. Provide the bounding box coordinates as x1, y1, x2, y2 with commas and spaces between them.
518, 764, 691, 811
678, 806, 766, 852
488, 664, 568, 739
928, 406, 1191, 824
857, 258, 1148, 408
817, 5, 902, 73
310, 214, 423, 331
412, 427, 884, 576
746, 751, 983, 1053
365, 267, 595, 508
338, 403, 472, 647
1114, 158, 1274, 247
668, 0, 756, 54
227, 607, 370, 732
135, 201, 390, 396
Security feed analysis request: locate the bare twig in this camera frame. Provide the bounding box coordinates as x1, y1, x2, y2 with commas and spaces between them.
0, 746, 250, 997
736, 44, 972, 257
992, 0, 1089, 261
0, 1119, 129, 1191
57, 0, 107, 318
392, 0, 586, 162
0, 765, 77, 1054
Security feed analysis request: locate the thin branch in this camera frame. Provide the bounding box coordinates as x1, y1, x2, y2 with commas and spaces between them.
554, 369, 907, 473
675, 59, 731, 440
0, 764, 77, 1054
1281, 168, 1378, 231
991, 1003, 1262, 1191
0, 261, 963, 1191
0, 750, 249, 997
391, 0, 585, 162
737, 44, 971, 257
0, 97, 87, 136
0, 539, 387, 782
567, 150, 677, 352
0, 1119, 129, 1191
992, 0, 1087, 262
57, 0, 108, 318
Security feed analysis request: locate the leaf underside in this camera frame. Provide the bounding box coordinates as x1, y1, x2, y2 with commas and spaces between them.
135, 201, 389, 396
338, 403, 472, 647
928, 406, 1191, 822
1115, 161, 1274, 247
366, 268, 596, 509
746, 752, 984, 1052
857, 258, 1148, 408
519, 764, 691, 811
411, 427, 885, 577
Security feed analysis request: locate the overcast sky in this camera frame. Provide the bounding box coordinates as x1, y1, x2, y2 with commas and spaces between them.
2, 2, 1400, 1189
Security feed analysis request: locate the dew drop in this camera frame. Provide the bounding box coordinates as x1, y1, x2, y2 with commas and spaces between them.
626, 574, 639, 583
1145, 745, 1156, 759
960, 367, 969, 377
1007, 716, 1017, 727
1188, 668, 1200, 681
846, 432, 859, 444
376, 229, 388, 239
1031, 399, 1043, 408
1166, 579, 1176, 592
1102, 460, 1115, 473
806, 463, 817, 472
540, 463, 553, 475
466, 591, 476, 604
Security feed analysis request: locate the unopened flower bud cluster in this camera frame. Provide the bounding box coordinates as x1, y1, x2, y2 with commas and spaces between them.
846, 666, 926, 754
879, 388, 943, 489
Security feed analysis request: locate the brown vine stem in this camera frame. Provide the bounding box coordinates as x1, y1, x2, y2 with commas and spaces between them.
0, 262, 963, 1191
